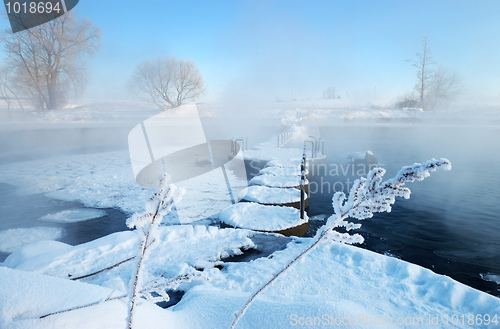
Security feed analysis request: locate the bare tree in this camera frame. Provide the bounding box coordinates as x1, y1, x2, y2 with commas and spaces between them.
129, 57, 205, 110
0, 65, 24, 116
407, 37, 435, 110
407, 37, 463, 111
1, 12, 101, 110
323, 86, 337, 99
395, 90, 418, 109
427, 66, 463, 110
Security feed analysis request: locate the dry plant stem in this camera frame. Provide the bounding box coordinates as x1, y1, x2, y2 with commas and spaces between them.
40, 274, 194, 319
70, 256, 136, 281
126, 213, 162, 329
230, 226, 334, 329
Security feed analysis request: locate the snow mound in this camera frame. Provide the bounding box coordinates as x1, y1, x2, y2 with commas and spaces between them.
0, 267, 183, 329
39, 209, 107, 223
219, 203, 307, 231
4, 226, 255, 292
250, 174, 307, 188
3, 240, 72, 268
238, 186, 306, 204
0, 227, 65, 253
481, 273, 500, 285
266, 158, 304, 168
2, 227, 500, 328
174, 239, 500, 329
259, 166, 307, 176
4, 231, 139, 278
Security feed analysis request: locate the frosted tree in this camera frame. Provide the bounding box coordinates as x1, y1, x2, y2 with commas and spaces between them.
128, 57, 205, 110
407, 37, 435, 110
1, 12, 101, 110
231, 158, 451, 329
126, 175, 184, 329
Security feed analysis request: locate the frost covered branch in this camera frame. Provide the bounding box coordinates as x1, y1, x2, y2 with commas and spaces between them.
324, 157, 451, 244
231, 158, 451, 329
126, 175, 184, 329
69, 256, 135, 281
39, 273, 199, 319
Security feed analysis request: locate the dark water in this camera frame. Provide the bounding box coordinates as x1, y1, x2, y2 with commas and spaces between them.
301, 123, 500, 297
0, 183, 129, 262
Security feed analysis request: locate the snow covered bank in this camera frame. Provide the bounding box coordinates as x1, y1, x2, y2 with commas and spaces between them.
174, 239, 500, 329
2, 234, 499, 328
0, 227, 65, 253
3, 226, 255, 289
0, 266, 184, 329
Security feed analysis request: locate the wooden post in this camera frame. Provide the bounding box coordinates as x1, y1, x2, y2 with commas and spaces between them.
300, 142, 306, 219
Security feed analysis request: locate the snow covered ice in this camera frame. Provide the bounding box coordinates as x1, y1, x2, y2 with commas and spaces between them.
39, 209, 107, 223
0, 227, 65, 253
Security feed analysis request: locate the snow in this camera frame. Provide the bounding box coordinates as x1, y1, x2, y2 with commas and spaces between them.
250, 174, 307, 188
259, 166, 307, 176
309, 214, 327, 221
0, 150, 246, 223
3, 231, 500, 329
219, 203, 307, 231
241, 125, 305, 163
2, 102, 500, 328
0, 100, 162, 124
0, 266, 184, 329
243, 148, 302, 163
0, 227, 65, 253
2, 240, 72, 268
266, 158, 304, 168
0, 151, 152, 215
238, 186, 307, 205
3, 226, 255, 291
171, 239, 500, 329
481, 273, 500, 285
38, 209, 107, 223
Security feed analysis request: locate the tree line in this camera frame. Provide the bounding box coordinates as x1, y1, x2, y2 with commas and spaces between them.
0, 11, 205, 113
0, 11, 459, 113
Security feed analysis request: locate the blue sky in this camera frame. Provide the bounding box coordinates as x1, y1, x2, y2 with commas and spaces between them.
4, 0, 500, 103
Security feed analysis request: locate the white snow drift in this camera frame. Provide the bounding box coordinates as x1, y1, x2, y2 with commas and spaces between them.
219, 203, 307, 231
